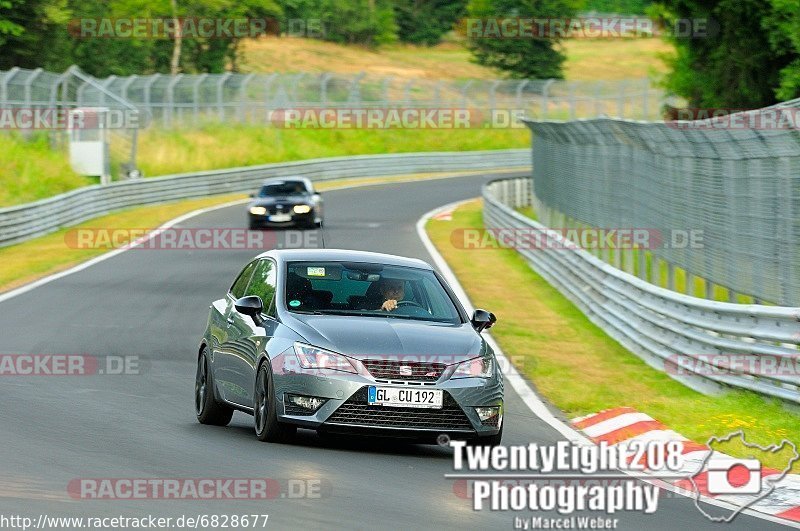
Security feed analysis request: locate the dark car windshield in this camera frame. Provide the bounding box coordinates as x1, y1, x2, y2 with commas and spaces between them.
258, 181, 308, 197
284, 261, 462, 324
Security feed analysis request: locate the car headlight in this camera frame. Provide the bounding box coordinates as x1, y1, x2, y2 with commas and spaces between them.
451, 356, 494, 379
293, 342, 356, 373
293, 205, 312, 214
249, 206, 267, 215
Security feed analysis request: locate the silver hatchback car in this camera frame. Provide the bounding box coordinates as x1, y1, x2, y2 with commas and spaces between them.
196, 249, 503, 445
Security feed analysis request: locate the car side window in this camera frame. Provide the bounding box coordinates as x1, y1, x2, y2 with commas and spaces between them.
246, 259, 277, 316
230, 261, 257, 299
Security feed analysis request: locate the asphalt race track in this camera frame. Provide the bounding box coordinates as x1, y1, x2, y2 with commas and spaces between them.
0, 173, 788, 530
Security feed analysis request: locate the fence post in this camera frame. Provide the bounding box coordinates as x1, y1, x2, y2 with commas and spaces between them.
24, 68, 42, 108
192, 73, 207, 125
319, 72, 331, 104
238, 73, 255, 123
216, 73, 231, 122
143, 74, 160, 123
120, 75, 137, 102
515, 80, 529, 111
165, 74, 182, 128
348, 72, 365, 104
540, 79, 556, 119
0, 67, 20, 104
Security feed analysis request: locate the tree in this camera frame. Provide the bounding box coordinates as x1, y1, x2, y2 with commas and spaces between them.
0, 0, 71, 70
277, 0, 396, 46
654, 0, 798, 107
394, 0, 467, 45
763, 0, 800, 101
466, 0, 578, 79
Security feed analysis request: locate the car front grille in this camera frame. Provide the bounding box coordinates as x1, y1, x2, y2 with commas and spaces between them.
361, 359, 446, 382
325, 387, 473, 431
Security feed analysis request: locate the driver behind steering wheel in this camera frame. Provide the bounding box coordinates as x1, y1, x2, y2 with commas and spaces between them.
377, 278, 405, 312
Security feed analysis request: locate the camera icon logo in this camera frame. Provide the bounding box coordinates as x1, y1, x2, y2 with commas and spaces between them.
706, 456, 762, 495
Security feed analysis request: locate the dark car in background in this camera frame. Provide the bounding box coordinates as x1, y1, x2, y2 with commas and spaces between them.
195, 249, 503, 446
248, 177, 323, 229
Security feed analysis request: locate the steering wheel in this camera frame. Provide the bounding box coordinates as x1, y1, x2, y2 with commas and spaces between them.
396, 300, 425, 310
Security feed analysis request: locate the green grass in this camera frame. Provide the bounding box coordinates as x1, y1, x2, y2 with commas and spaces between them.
136, 126, 529, 178
428, 199, 799, 471
0, 127, 528, 207
0, 132, 95, 207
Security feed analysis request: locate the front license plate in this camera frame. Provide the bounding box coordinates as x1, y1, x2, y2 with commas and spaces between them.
368, 386, 443, 409
268, 214, 292, 222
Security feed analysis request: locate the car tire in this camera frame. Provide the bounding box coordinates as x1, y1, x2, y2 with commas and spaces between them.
195, 348, 234, 426
254, 362, 296, 443
248, 221, 258, 230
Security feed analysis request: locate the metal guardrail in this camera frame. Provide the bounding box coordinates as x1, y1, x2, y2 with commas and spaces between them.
483, 177, 800, 404
0, 149, 529, 247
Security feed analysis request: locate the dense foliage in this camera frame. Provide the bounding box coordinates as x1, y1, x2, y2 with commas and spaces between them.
654, 0, 800, 106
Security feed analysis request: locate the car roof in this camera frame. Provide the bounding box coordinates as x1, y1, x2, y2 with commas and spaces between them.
257, 249, 433, 270
259, 177, 313, 186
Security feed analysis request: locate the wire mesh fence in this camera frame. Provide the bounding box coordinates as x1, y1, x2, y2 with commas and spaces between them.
524, 102, 800, 306
0, 65, 669, 182
0, 66, 668, 128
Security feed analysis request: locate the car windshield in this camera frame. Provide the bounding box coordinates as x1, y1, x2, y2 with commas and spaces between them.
258, 181, 308, 197
284, 261, 462, 324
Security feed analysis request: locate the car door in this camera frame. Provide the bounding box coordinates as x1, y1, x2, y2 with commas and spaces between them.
225, 258, 278, 407
212, 260, 257, 404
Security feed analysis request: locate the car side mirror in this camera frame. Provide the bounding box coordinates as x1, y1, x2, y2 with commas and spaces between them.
235, 295, 264, 325
471, 309, 496, 332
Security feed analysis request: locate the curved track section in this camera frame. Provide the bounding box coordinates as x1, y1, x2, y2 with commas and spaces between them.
0, 173, 787, 529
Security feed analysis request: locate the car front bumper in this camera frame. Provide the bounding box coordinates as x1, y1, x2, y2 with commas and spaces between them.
248, 210, 318, 228
270, 353, 504, 440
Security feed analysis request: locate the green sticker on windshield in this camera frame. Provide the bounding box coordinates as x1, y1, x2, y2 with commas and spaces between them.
289, 299, 301, 307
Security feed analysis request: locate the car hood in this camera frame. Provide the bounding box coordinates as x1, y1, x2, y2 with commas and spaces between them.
287, 315, 485, 364
250, 196, 310, 206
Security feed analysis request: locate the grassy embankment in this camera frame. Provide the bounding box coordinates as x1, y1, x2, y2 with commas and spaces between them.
428, 200, 799, 471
